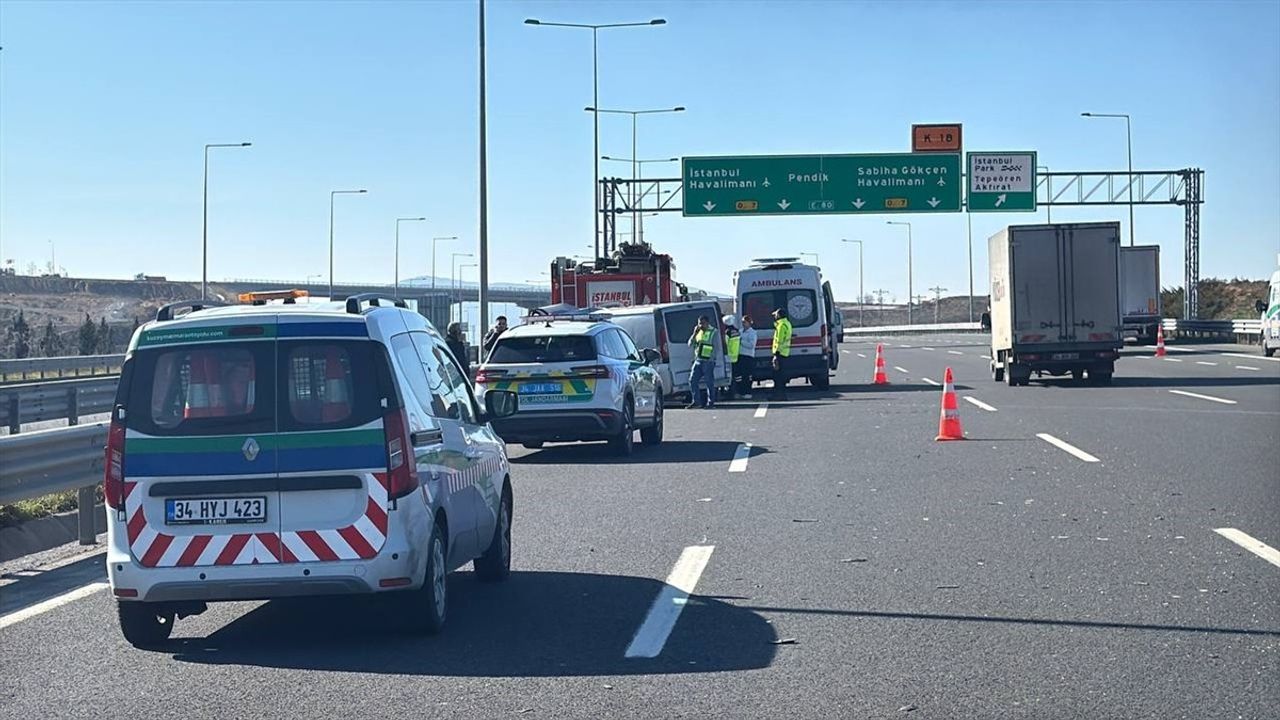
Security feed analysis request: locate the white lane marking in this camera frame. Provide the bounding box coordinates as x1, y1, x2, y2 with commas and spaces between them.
1236, 365, 1260, 371
1147, 344, 1194, 353
980, 354, 992, 360
754, 403, 768, 419
625, 545, 716, 658
1169, 389, 1237, 405
921, 347, 936, 351
1225, 352, 1280, 363
922, 377, 941, 386
1196, 361, 1218, 366
0, 582, 109, 631
728, 442, 752, 472
1036, 433, 1100, 463
856, 353, 867, 358
1163, 358, 1183, 363
948, 350, 964, 356
893, 366, 910, 374
841, 349, 850, 355
1214, 528, 1280, 569
963, 396, 997, 412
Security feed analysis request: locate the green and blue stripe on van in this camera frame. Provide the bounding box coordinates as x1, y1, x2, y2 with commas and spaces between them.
125, 427, 386, 477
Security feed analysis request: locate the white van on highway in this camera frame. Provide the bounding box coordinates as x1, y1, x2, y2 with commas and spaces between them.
734, 258, 833, 389
1259, 256, 1280, 357
597, 301, 732, 400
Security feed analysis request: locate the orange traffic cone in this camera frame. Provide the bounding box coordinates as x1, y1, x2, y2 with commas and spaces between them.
873, 343, 890, 385
1155, 325, 1167, 358
935, 367, 966, 441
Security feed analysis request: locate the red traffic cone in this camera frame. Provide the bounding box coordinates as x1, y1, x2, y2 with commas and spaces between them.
873, 343, 890, 385
1155, 324, 1167, 358
935, 367, 966, 441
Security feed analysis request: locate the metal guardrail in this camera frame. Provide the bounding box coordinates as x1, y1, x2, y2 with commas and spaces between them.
0, 354, 124, 383
1161, 318, 1262, 342
845, 322, 983, 335
1, 377, 119, 433
0, 423, 107, 506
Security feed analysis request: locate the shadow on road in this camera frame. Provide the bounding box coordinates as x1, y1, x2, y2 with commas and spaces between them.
511, 440, 770, 465
0, 552, 105, 617
733, 604, 1280, 639
168, 571, 778, 676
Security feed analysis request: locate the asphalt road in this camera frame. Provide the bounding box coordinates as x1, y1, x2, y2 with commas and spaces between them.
2, 333, 1277, 719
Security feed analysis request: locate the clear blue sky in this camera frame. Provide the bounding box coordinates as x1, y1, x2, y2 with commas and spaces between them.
2, 0, 1278, 302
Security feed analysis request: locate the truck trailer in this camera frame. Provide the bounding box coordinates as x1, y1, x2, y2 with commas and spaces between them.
1120, 245, 1162, 343
989, 223, 1124, 386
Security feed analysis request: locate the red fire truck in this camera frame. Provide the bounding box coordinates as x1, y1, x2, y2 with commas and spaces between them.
550, 243, 685, 308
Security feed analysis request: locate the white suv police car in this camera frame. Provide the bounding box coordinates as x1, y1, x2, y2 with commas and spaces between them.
104, 292, 519, 647
475, 315, 663, 455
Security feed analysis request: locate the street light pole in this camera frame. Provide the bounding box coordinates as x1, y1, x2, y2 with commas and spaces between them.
602, 156, 679, 245
202, 142, 251, 299
841, 239, 864, 327
394, 217, 426, 299
525, 17, 668, 261
587, 106, 684, 253
458, 263, 478, 341
451, 252, 473, 316
1081, 112, 1134, 245
431, 236, 457, 293
329, 189, 367, 299
887, 221, 913, 325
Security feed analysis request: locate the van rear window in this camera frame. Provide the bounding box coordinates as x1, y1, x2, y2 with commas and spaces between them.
742, 289, 818, 327
488, 335, 597, 364
663, 309, 707, 345
126, 339, 388, 436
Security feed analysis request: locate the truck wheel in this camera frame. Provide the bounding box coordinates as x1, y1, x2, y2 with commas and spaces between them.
1089, 370, 1113, 386
812, 373, 831, 390
1005, 364, 1019, 386
1071, 369, 1084, 383
991, 362, 1004, 382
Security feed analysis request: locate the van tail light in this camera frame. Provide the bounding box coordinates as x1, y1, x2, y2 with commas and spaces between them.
821, 323, 829, 353
1021, 354, 1042, 362
656, 325, 670, 363
570, 365, 613, 379
382, 408, 419, 501
104, 416, 126, 510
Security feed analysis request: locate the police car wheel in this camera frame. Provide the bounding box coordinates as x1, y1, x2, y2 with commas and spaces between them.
641, 395, 664, 446
609, 401, 635, 456
117, 601, 175, 648
474, 488, 512, 582
404, 524, 448, 635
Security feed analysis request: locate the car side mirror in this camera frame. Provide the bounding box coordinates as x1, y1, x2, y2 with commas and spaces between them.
484, 390, 519, 420
1256, 300, 1268, 314
642, 348, 661, 365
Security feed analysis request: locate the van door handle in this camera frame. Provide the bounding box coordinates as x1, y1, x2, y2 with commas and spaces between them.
411, 429, 444, 447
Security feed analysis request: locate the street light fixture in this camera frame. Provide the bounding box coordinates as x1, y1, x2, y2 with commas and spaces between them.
841, 239, 864, 327
587, 106, 684, 251
202, 141, 252, 299
886, 221, 914, 325
525, 17, 668, 260
1081, 112, 1134, 245
431, 236, 458, 293
329, 189, 368, 298
394, 217, 427, 299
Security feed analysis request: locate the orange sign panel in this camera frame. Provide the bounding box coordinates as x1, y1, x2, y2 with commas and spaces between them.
912, 124, 962, 153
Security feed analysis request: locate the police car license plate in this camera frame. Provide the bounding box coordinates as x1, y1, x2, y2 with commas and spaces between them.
165, 497, 267, 526
518, 382, 562, 395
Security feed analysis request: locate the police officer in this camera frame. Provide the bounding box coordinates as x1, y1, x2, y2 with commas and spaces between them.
723, 314, 741, 399
771, 307, 793, 400
687, 315, 718, 409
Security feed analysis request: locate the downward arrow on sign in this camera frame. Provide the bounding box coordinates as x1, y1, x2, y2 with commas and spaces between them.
927, 197, 941, 208
703, 201, 716, 212
777, 199, 791, 210
852, 198, 865, 209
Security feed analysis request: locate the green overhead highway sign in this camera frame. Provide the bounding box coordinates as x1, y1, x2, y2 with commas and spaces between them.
967, 151, 1038, 212
682, 153, 962, 217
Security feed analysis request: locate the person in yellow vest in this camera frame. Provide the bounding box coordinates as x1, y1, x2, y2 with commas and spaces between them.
686, 315, 719, 409
723, 314, 741, 399
771, 307, 793, 400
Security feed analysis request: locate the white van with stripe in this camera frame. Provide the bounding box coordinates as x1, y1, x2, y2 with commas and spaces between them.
105, 292, 520, 647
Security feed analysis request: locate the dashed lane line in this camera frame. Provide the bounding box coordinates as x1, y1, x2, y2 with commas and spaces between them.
728, 443, 752, 472
893, 366, 910, 374
1163, 358, 1183, 363
922, 378, 941, 387
754, 403, 768, 419
1169, 389, 1237, 405
1237, 365, 1260, 371
624, 545, 716, 658
1036, 433, 1100, 463
921, 347, 936, 351
0, 582, 108, 631
856, 353, 867, 358
1225, 352, 1280, 363
948, 350, 964, 355
1214, 528, 1280, 569
1196, 361, 1218, 366
963, 396, 997, 412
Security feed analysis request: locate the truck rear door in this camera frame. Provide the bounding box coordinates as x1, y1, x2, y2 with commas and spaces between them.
1066, 225, 1122, 344
1010, 226, 1066, 346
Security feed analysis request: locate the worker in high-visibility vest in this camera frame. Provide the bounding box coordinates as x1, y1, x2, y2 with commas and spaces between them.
723, 314, 743, 399
686, 315, 719, 409
771, 307, 793, 400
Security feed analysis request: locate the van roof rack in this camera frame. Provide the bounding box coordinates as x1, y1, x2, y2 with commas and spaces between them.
156, 299, 226, 322
750, 257, 801, 265
345, 293, 407, 314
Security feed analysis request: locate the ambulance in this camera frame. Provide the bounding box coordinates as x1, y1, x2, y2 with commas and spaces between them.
734, 258, 834, 389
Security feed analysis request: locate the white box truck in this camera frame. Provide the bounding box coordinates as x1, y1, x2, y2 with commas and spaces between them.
1120, 245, 1162, 343
989, 222, 1123, 386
